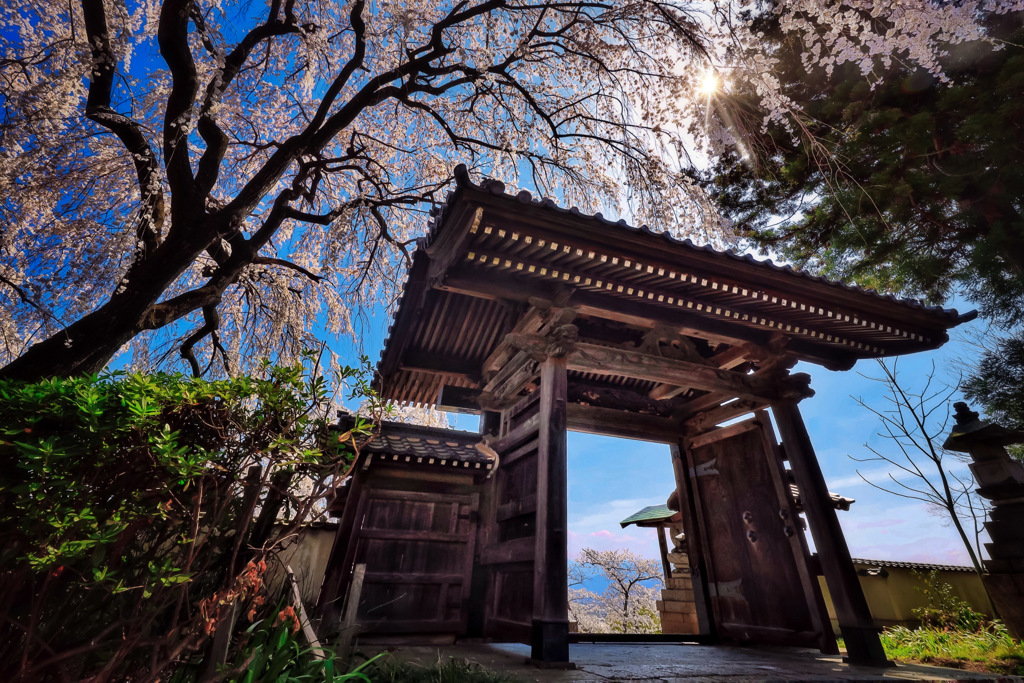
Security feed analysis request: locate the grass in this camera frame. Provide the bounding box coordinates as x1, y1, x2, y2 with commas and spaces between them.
879, 624, 1024, 676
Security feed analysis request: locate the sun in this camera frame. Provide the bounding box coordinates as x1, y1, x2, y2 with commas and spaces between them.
698, 71, 719, 97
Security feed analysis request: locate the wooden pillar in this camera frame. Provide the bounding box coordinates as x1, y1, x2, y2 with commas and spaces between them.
466, 409, 501, 638
771, 400, 889, 666
532, 356, 569, 662
669, 442, 714, 636
315, 468, 367, 632
657, 526, 672, 581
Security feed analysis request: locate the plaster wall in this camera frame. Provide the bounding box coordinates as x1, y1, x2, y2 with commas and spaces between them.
817, 562, 993, 632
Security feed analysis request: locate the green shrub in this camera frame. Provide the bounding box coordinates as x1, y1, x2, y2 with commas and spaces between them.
0, 360, 375, 681
911, 570, 989, 632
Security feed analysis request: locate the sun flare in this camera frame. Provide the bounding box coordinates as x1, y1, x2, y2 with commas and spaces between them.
699, 71, 719, 96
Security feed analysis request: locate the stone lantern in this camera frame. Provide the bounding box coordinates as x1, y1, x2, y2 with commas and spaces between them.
943, 402, 1024, 639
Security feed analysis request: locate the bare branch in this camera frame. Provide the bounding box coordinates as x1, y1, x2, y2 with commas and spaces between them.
252, 257, 324, 283
850, 360, 986, 576
179, 304, 220, 376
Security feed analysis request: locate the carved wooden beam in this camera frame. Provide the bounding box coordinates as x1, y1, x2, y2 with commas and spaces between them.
569, 383, 686, 417
565, 404, 681, 443
505, 324, 579, 361
438, 342, 812, 415
567, 341, 812, 402
643, 328, 713, 401
648, 339, 783, 401
493, 329, 810, 401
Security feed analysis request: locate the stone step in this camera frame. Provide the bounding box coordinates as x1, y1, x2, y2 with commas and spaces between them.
657, 600, 697, 614
661, 589, 694, 602
659, 613, 699, 633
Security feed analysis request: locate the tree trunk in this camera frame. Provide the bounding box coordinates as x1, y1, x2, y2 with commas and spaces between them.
0, 227, 216, 381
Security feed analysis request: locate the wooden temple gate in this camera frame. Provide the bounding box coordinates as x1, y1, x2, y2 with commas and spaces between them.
316, 165, 972, 665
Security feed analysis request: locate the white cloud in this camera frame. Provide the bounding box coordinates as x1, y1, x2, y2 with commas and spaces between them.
826, 465, 902, 490
569, 497, 665, 559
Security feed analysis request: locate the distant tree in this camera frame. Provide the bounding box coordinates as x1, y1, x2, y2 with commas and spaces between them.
696, 8, 1024, 327
568, 547, 663, 634
373, 403, 453, 429
568, 560, 609, 634
851, 360, 986, 576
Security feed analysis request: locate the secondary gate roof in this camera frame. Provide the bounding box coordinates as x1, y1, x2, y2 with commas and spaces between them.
376, 165, 972, 408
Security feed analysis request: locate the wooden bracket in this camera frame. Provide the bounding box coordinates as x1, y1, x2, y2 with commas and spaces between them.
505, 324, 579, 360
632, 325, 708, 363
481, 297, 577, 381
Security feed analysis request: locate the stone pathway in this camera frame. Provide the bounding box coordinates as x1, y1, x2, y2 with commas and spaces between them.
373, 642, 1024, 682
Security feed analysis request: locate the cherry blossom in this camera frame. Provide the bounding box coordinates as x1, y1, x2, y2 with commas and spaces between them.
1, 0, 1018, 379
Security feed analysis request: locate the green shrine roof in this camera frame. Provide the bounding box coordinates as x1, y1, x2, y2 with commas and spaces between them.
620, 505, 676, 528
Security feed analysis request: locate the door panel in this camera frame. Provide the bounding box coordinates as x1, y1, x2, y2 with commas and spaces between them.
479, 394, 541, 643
350, 487, 478, 635
685, 417, 832, 648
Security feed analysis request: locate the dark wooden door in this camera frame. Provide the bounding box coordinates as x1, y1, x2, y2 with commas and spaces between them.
477, 393, 542, 644
349, 486, 478, 636
683, 415, 833, 648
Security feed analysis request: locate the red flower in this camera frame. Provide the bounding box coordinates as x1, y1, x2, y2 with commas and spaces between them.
274, 606, 300, 634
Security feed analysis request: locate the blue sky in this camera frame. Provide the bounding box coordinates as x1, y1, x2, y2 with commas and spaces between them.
339, 298, 987, 569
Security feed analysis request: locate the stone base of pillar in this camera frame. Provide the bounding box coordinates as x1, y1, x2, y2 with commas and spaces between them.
530, 618, 570, 664
838, 625, 892, 667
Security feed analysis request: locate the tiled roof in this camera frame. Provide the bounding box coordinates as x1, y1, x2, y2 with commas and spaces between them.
620, 504, 676, 528
375, 166, 974, 407
363, 431, 485, 462
346, 419, 492, 465
851, 558, 976, 573
426, 164, 967, 321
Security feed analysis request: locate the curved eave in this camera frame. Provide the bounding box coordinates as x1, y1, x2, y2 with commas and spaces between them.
375, 166, 971, 407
